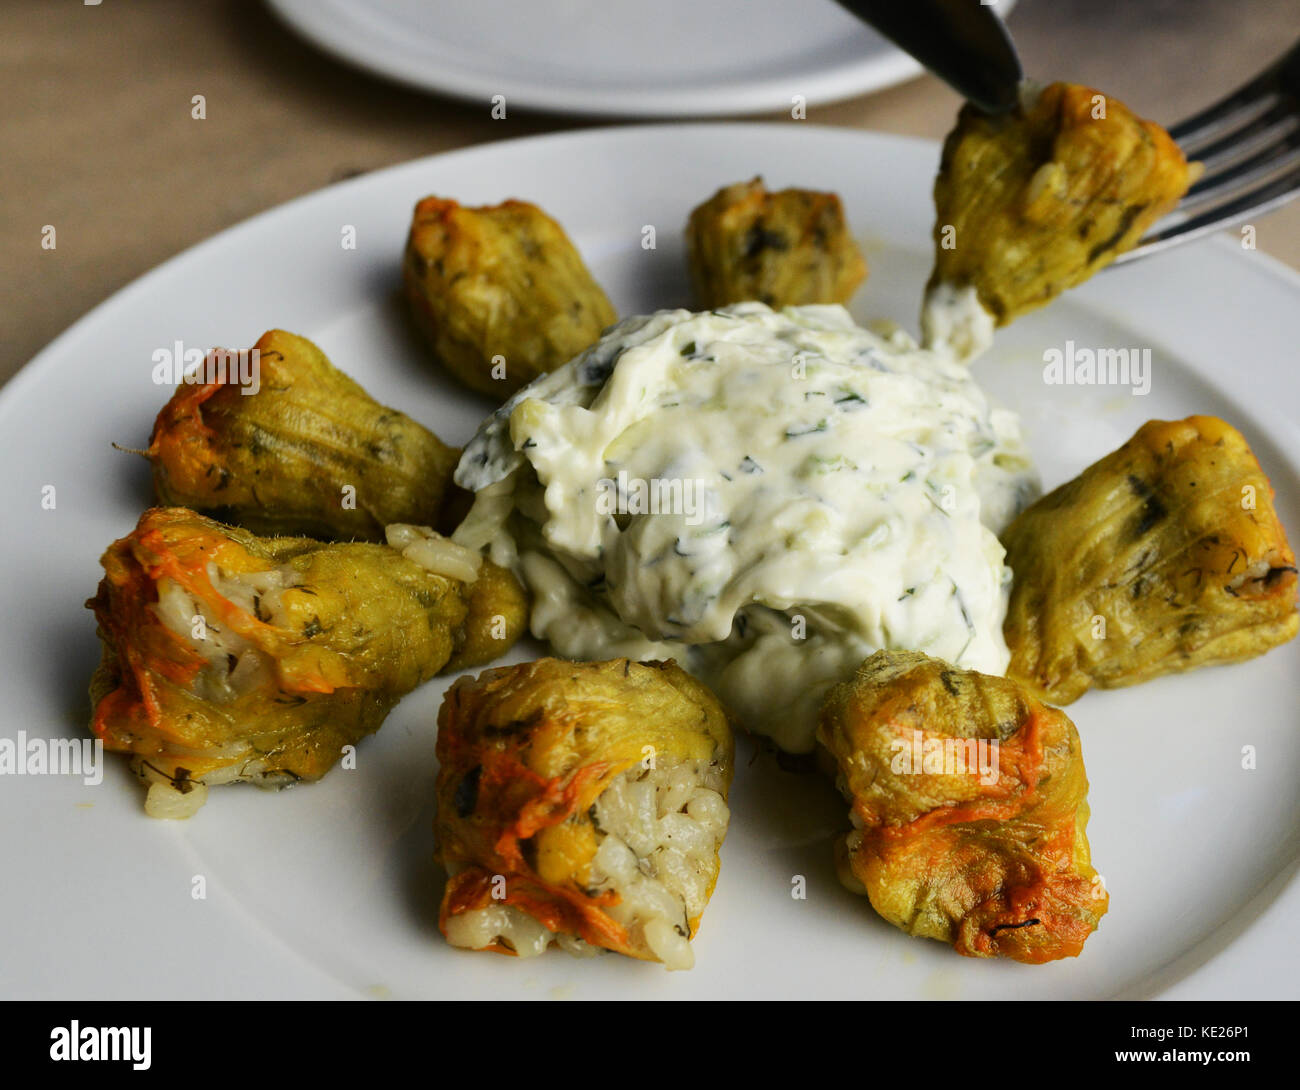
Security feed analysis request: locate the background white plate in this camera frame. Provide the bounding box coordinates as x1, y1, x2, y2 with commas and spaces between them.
265, 0, 1016, 117
3, 124, 1298, 1000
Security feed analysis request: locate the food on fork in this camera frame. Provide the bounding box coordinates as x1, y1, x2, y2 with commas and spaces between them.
403, 196, 617, 397
685, 177, 867, 308
453, 302, 1037, 754
923, 82, 1198, 360
86, 509, 526, 818
818, 650, 1107, 964
1002, 415, 1298, 705
435, 657, 734, 970
146, 329, 459, 542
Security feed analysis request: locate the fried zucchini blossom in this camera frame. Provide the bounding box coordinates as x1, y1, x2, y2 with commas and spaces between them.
685, 177, 867, 308
818, 650, 1107, 964
435, 658, 734, 970
87, 509, 526, 818
923, 82, 1198, 359
404, 196, 617, 398
1003, 415, 1298, 704
146, 329, 459, 541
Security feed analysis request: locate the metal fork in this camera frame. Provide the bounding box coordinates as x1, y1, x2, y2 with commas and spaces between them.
834, 0, 1300, 265
1113, 40, 1300, 263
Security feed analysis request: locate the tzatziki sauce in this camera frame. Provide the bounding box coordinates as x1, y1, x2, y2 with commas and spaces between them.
454, 303, 1037, 753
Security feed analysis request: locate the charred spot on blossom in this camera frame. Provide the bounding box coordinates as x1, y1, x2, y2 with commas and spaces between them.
1134, 495, 1168, 537
454, 765, 482, 817
1127, 473, 1153, 498
1125, 474, 1168, 539
483, 708, 545, 739
1261, 565, 1298, 588
744, 225, 790, 259
990, 917, 1041, 934
1086, 202, 1147, 264
993, 717, 1020, 741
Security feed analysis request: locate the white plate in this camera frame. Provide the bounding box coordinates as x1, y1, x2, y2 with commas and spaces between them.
4, 124, 1299, 1000
265, 0, 1015, 117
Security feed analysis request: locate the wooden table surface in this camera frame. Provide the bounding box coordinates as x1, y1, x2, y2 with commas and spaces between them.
4, 0, 1298, 385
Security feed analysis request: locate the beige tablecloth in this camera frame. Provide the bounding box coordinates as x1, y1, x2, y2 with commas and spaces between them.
3, 0, 1297, 384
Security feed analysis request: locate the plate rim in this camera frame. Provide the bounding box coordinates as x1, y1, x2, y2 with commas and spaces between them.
8, 120, 1300, 999
262, 0, 959, 117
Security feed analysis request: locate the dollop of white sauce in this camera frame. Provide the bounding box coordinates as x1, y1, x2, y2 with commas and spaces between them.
921, 281, 996, 363
455, 303, 1038, 753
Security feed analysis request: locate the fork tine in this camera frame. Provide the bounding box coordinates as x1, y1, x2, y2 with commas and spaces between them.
1113, 40, 1300, 265
1168, 41, 1300, 152
1114, 160, 1300, 263
1185, 100, 1297, 177
1182, 125, 1300, 211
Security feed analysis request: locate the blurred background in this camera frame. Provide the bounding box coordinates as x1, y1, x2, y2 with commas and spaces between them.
4, 0, 1298, 384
